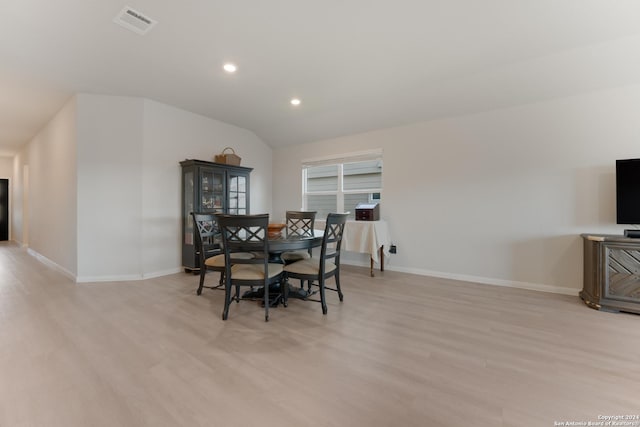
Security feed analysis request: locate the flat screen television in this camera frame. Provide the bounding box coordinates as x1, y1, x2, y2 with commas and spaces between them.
616, 158, 640, 226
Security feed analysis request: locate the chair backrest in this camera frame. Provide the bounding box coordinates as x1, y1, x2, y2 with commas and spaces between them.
319, 213, 348, 270
286, 210, 316, 238
217, 214, 270, 265
191, 212, 222, 265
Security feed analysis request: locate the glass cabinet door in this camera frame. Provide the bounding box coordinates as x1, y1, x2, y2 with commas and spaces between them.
200, 169, 225, 211
228, 173, 248, 215
184, 170, 195, 245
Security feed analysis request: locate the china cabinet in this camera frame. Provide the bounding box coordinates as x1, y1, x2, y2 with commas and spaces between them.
180, 159, 252, 271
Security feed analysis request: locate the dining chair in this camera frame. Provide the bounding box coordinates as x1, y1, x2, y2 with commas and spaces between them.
217, 214, 285, 321
281, 210, 317, 264
283, 213, 348, 314
191, 212, 254, 296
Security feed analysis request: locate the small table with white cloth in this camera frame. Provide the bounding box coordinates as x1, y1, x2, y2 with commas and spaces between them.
315, 219, 391, 276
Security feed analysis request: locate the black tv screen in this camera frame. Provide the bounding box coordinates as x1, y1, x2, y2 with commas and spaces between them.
616, 158, 640, 224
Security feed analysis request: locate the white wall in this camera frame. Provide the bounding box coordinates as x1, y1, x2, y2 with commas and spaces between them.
0, 157, 12, 176
75, 94, 273, 281
140, 99, 273, 277
273, 84, 640, 294
76, 94, 144, 281
11, 156, 25, 245
12, 98, 77, 275
10, 93, 272, 282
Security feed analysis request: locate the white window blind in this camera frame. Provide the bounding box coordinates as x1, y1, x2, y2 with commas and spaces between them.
302, 149, 383, 219
301, 149, 383, 168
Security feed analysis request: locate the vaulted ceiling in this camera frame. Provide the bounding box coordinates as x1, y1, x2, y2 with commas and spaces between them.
2, 0, 640, 156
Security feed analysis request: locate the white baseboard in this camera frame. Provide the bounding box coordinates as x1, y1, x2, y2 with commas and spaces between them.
341, 259, 580, 296
26, 246, 579, 296
76, 274, 144, 283
142, 267, 182, 280
27, 248, 76, 282
76, 268, 183, 283
26, 248, 183, 283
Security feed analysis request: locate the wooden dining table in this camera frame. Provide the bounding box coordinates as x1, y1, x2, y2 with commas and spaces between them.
240, 229, 324, 305
267, 229, 324, 257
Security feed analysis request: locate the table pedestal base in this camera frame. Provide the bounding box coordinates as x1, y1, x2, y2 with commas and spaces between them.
241, 282, 310, 307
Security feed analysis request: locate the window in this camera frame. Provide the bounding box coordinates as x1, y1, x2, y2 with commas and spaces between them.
303, 150, 382, 219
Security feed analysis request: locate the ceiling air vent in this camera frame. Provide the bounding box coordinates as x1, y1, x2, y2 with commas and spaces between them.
113, 6, 157, 35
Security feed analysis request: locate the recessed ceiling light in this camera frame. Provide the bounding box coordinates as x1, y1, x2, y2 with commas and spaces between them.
290, 98, 301, 106
223, 63, 237, 73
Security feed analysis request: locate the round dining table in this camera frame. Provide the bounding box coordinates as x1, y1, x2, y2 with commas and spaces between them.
240, 229, 324, 304
267, 229, 324, 256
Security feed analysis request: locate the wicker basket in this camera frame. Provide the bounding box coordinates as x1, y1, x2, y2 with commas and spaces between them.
214, 147, 241, 165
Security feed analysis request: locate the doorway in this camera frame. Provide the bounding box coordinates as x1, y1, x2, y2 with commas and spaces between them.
0, 179, 8, 241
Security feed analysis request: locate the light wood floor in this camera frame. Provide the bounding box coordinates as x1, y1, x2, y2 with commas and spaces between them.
1, 242, 639, 427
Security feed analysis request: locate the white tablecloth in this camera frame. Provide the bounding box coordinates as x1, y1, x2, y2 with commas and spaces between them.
315, 219, 391, 264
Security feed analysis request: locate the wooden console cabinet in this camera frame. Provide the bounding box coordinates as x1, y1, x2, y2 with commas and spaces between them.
581, 234, 640, 314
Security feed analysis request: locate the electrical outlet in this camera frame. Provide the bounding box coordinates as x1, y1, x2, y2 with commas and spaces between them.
389, 244, 397, 254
